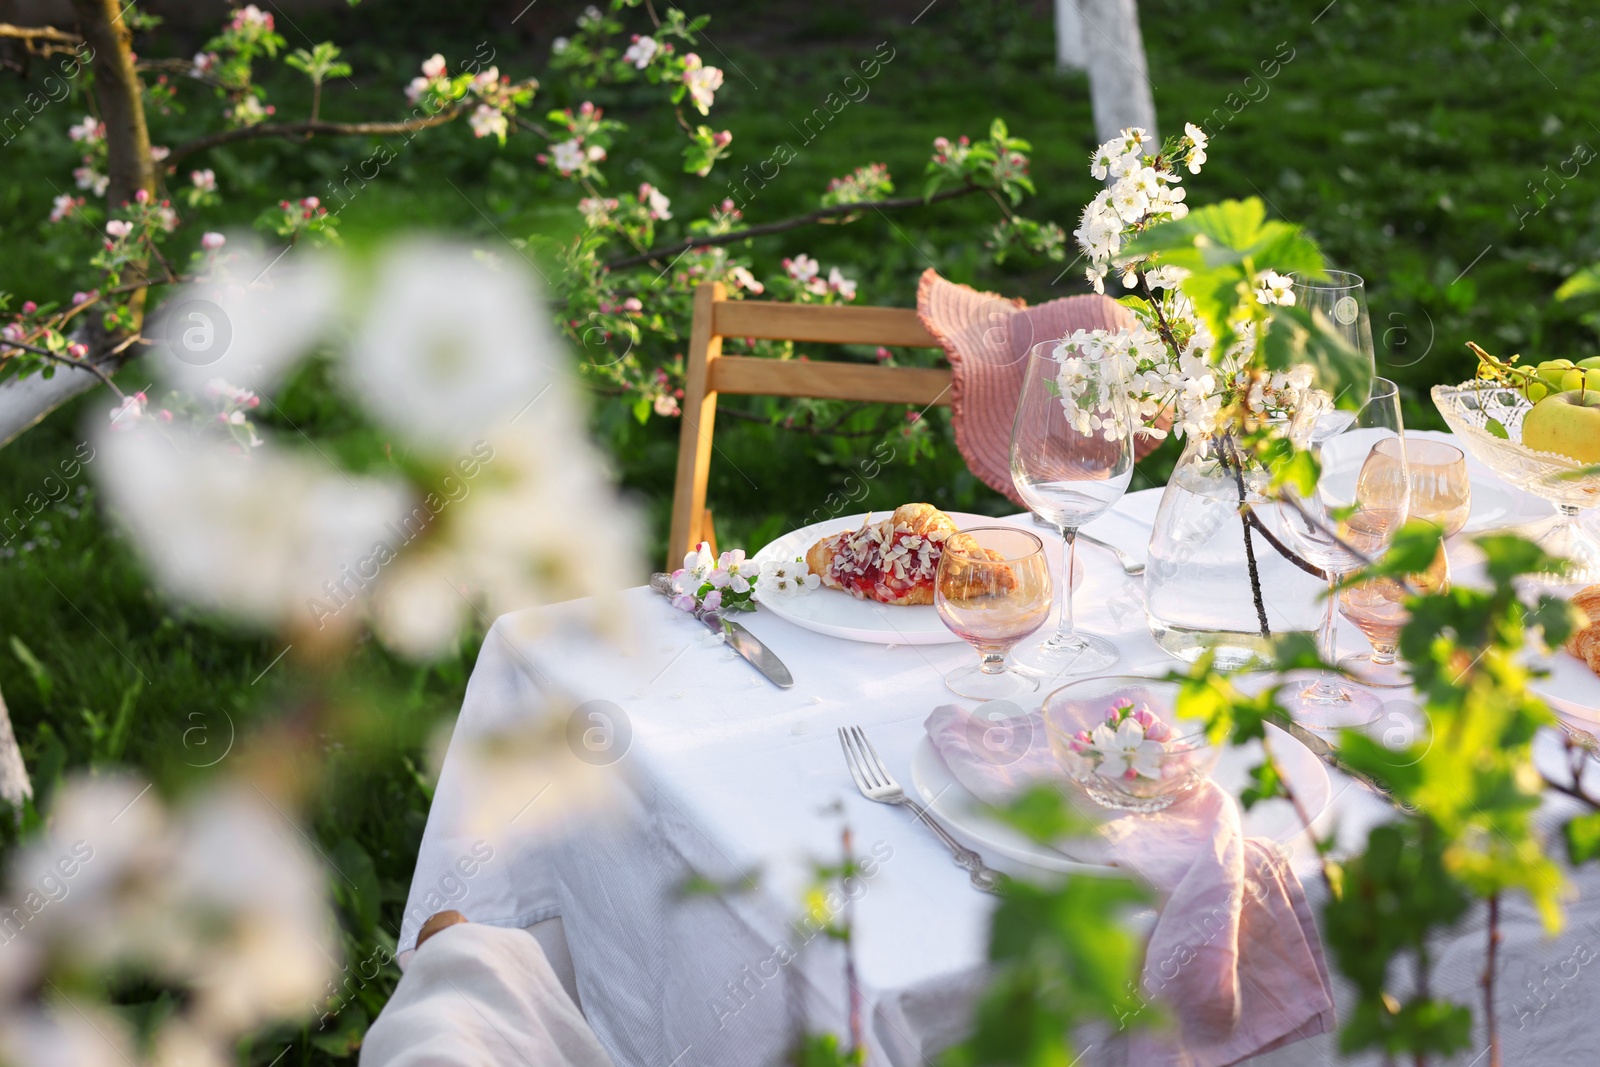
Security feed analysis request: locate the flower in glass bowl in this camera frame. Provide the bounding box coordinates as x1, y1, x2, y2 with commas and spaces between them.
1044, 678, 1218, 812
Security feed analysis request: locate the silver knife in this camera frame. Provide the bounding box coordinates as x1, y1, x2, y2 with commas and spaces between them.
1282, 720, 1402, 805
649, 573, 795, 688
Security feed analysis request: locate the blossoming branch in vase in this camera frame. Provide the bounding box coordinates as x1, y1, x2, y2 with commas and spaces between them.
1054, 124, 1327, 444
1061, 699, 1184, 782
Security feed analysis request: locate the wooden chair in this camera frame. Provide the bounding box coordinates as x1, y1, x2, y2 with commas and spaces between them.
667, 281, 951, 568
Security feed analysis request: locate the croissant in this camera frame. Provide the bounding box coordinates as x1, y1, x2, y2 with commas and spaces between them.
805, 503, 1013, 606
1566, 585, 1600, 675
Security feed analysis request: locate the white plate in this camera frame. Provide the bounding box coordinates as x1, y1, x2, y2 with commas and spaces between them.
1408, 430, 1554, 534
909, 722, 1331, 875
751, 511, 1082, 646
1530, 650, 1600, 725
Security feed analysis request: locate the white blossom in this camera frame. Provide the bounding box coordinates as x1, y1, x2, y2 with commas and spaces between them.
551, 138, 586, 174
1254, 270, 1297, 306
623, 35, 658, 68
757, 557, 820, 598
468, 103, 507, 140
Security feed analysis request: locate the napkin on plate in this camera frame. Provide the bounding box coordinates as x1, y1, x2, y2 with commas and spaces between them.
925, 704, 1336, 1067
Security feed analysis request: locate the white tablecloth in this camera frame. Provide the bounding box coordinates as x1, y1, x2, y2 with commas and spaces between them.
400, 488, 1600, 1067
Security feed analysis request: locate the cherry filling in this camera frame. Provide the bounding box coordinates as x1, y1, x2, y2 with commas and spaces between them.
824, 522, 948, 603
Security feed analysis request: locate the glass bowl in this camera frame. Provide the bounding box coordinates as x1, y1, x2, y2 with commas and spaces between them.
1041, 676, 1218, 813
1432, 381, 1600, 582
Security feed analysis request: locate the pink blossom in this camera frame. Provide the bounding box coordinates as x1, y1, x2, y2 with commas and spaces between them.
784, 254, 820, 284
680, 54, 724, 114
191, 168, 217, 192
421, 53, 447, 79
105, 219, 133, 238
653, 393, 680, 417
150, 145, 170, 162
826, 267, 857, 301
201, 232, 226, 250
1145, 719, 1173, 743
701, 589, 723, 612
730, 266, 763, 294
67, 343, 88, 359
20, 301, 36, 314
135, 188, 150, 204
622, 297, 643, 313
1, 324, 22, 343
73, 290, 96, 306
68, 116, 104, 144
670, 593, 698, 612
712, 129, 732, 148
48, 194, 83, 222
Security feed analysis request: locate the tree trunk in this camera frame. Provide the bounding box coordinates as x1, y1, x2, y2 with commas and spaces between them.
1055, 0, 1086, 70
0, 687, 32, 814
0, 0, 160, 447
1079, 0, 1159, 144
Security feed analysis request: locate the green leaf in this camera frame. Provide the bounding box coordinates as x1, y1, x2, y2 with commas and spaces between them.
1260, 304, 1373, 411
9, 636, 52, 704
1485, 417, 1510, 440
995, 784, 1092, 844
330, 838, 383, 938
1555, 265, 1600, 302
1240, 757, 1283, 810
1476, 533, 1561, 586
1565, 811, 1600, 865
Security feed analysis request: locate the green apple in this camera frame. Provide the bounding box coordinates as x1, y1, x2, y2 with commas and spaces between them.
1523, 388, 1600, 463
1580, 356, 1600, 372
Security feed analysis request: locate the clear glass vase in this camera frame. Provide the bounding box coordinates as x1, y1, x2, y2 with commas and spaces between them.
1144, 431, 1324, 670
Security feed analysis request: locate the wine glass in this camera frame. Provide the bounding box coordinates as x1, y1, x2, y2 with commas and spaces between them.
1281, 377, 1408, 728
1395, 437, 1472, 538
1292, 270, 1375, 408
1010, 339, 1136, 676
935, 527, 1053, 699
1338, 521, 1450, 688
1339, 438, 1468, 686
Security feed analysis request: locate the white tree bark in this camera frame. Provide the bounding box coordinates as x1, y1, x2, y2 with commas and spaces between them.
0, 688, 33, 813
1079, 0, 1159, 145
1055, 0, 1087, 70
0, 359, 108, 449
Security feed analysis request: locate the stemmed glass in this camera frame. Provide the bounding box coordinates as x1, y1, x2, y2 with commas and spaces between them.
1010, 339, 1136, 676
1339, 438, 1468, 686
934, 527, 1053, 699
1292, 270, 1375, 408
1281, 377, 1409, 728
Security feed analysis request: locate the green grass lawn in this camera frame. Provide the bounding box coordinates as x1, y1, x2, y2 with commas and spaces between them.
2, 0, 1599, 1061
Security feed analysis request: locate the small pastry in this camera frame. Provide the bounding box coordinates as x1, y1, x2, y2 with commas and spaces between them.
1566, 584, 1600, 675
805, 503, 1012, 606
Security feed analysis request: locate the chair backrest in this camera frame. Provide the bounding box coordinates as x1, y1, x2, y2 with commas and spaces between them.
668, 281, 950, 568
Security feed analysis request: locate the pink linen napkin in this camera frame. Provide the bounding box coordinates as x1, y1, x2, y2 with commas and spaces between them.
925, 703, 1336, 1066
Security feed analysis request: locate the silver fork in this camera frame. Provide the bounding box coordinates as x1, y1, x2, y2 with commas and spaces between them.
837, 725, 1005, 894
1031, 513, 1145, 576
1555, 716, 1600, 757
